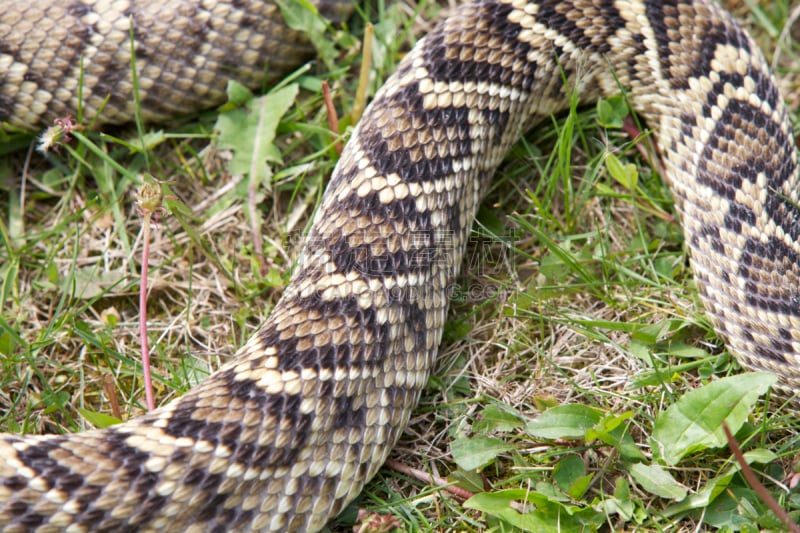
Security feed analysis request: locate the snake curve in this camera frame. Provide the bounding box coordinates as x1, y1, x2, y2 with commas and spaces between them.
2, 0, 800, 531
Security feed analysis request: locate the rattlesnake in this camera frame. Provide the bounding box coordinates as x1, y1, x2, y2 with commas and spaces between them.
2, 0, 800, 531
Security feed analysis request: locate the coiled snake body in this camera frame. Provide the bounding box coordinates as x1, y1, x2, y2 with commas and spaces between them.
2, 0, 800, 531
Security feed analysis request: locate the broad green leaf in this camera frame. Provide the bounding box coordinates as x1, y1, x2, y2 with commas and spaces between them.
450, 435, 511, 471
473, 404, 525, 433
125, 130, 166, 153
554, 455, 585, 484
464, 490, 604, 532
526, 404, 604, 440
215, 81, 299, 190
629, 463, 687, 500
59, 268, 126, 299
702, 486, 761, 529
0, 329, 19, 357
553, 456, 594, 500
587, 413, 646, 461
567, 474, 594, 500
275, 0, 339, 69
41, 390, 70, 414
596, 478, 634, 521
596, 95, 628, 128
631, 319, 674, 344
218, 81, 255, 111
743, 448, 778, 464
652, 373, 776, 465
668, 342, 712, 359
448, 468, 485, 494
664, 470, 735, 516
0, 259, 19, 311
585, 411, 632, 442
78, 408, 123, 428
665, 448, 777, 516
605, 151, 638, 190
263, 267, 285, 289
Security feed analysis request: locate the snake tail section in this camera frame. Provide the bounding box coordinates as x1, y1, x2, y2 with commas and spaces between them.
0, 0, 350, 129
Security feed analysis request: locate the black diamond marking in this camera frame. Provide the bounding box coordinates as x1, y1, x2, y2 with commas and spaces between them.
644, 0, 749, 90
240, 13, 259, 29
740, 237, 800, 323
333, 393, 368, 430
643, 0, 677, 83
162, 396, 243, 448
2, 475, 28, 491
181, 467, 217, 487
12, 431, 164, 528
698, 97, 791, 194
697, 82, 799, 241
694, 225, 725, 254
253, 292, 435, 383
5, 500, 26, 516
0, 97, 15, 123
754, 342, 788, 365
66, 2, 92, 17
177, 468, 241, 528
103, 430, 160, 496
22, 70, 40, 85
442, 196, 466, 234
704, 71, 781, 130
267, 296, 390, 372
771, 335, 795, 358
423, 1, 534, 90
336, 186, 433, 228
0, 41, 16, 56
93, 62, 138, 115
162, 380, 313, 468
764, 187, 800, 244
62, 23, 93, 52
121, 6, 159, 53
627, 32, 649, 83
276, 330, 386, 374
57, 471, 87, 493
80, 430, 164, 528
196, 491, 228, 523
70, 482, 103, 521
724, 203, 756, 235
19, 511, 46, 528
358, 81, 509, 186
14, 437, 69, 489
78, 508, 117, 530
536, 0, 623, 55
326, 202, 437, 280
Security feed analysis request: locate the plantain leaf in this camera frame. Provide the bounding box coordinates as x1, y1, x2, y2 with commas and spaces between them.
652, 373, 776, 465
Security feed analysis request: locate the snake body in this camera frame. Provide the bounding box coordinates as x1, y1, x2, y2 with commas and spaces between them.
2, 0, 800, 531
0, 0, 352, 128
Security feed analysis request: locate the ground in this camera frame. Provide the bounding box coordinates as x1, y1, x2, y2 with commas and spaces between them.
1, 0, 800, 531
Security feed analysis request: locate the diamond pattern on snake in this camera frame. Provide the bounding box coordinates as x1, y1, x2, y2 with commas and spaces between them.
1, 0, 799, 531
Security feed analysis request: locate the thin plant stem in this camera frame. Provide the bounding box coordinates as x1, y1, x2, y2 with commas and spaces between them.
139, 212, 155, 412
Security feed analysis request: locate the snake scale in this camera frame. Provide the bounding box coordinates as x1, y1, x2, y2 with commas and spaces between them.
2, 0, 800, 531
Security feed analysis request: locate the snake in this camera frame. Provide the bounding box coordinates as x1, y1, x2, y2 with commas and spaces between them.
2, 0, 800, 531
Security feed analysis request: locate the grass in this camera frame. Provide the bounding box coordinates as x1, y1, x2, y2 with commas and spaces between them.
2, 0, 800, 531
